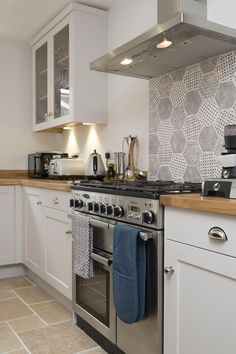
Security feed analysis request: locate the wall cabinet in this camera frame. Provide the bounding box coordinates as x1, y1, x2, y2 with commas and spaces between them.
164, 207, 236, 354
22, 187, 72, 299
31, 3, 108, 132
0, 186, 15, 265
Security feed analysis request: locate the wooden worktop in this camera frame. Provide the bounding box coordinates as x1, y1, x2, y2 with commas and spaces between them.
160, 193, 236, 217
0, 170, 71, 191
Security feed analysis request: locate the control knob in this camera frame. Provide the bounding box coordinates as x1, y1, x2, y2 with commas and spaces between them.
100, 203, 106, 214
74, 199, 83, 209
87, 202, 93, 212
93, 202, 99, 213
114, 205, 124, 217
142, 210, 155, 224
106, 204, 114, 216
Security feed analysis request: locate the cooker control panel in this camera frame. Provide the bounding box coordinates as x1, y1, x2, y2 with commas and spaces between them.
70, 190, 162, 229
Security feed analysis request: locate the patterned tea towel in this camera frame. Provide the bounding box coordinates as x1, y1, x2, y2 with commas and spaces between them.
70, 210, 94, 278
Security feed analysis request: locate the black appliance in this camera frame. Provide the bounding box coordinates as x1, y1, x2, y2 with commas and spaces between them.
70, 179, 202, 354
28, 152, 68, 178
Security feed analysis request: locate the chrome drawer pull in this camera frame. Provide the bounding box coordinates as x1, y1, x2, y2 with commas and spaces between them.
53, 196, 59, 204
208, 227, 228, 241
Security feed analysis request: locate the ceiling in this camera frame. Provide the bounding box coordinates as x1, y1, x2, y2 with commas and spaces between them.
0, 0, 112, 40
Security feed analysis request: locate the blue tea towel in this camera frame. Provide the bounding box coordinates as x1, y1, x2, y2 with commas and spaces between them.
113, 223, 146, 324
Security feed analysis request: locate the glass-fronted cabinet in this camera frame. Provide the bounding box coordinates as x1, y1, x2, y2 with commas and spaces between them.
32, 4, 108, 132
35, 42, 48, 124
54, 25, 69, 119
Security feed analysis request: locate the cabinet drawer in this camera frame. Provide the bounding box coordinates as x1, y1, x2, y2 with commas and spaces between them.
165, 207, 236, 258
41, 189, 70, 212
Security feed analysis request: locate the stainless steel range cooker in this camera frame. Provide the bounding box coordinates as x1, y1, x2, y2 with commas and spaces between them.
70, 180, 201, 354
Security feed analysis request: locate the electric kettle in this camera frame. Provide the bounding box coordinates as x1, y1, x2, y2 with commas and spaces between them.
85, 150, 106, 178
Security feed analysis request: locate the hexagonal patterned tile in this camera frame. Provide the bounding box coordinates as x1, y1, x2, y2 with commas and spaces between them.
184, 166, 201, 182
184, 90, 202, 115
170, 82, 187, 107
199, 72, 218, 100
183, 115, 201, 141
170, 154, 186, 182
170, 68, 186, 82
157, 97, 173, 120
148, 155, 159, 181
149, 111, 159, 134
215, 109, 235, 136
149, 134, 160, 154
149, 90, 160, 112
157, 74, 173, 96
215, 81, 236, 109
198, 98, 220, 127
157, 144, 172, 165
183, 141, 201, 165
170, 107, 186, 130
158, 166, 172, 181
200, 56, 218, 74
215, 51, 236, 82
170, 130, 186, 153
198, 153, 221, 180
198, 126, 218, 152
184, 63, 203, 90
157, 121, 173, 145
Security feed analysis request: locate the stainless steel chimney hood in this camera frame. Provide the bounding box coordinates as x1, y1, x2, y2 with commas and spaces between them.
90, 0, 236, 79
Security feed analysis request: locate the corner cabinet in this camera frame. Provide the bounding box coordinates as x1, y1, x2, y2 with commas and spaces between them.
31, 3, 108, 132
164, 207, 236, 354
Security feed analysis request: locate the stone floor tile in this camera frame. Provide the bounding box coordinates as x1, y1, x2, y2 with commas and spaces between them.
15, 286, 52, 304
19, 321, 97, 354
0, 323, 23, 352
0, 277, 32, 291
9, 314, 46, 333
0, 289, 16, 300
0, 298, 33, 322
30, 300, 72, 324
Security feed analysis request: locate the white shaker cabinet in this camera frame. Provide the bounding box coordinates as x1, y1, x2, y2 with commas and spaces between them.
22, 187, 44, 277
0, 186, 15, 265
164, 207, 236, 354
22, 187, 72, 299
32, 3, 108, 132
43, 207, 72, 299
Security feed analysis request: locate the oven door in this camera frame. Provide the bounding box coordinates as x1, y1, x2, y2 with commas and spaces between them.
72, 216, 116, 344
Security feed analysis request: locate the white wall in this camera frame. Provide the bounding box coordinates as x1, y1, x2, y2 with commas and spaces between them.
0, 39, 61, 169
61, 0, 157, 171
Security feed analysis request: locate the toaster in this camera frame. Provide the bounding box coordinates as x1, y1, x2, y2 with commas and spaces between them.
48, 158, 85, 177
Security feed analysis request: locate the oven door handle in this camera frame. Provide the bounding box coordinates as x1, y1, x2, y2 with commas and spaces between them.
89, 219, 115, 230
91, 252, 113, 267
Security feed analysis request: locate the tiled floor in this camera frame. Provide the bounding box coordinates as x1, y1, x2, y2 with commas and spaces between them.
0, 276, 107, 354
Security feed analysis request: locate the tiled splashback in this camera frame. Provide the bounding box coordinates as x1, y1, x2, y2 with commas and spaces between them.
149, 50, 236, 182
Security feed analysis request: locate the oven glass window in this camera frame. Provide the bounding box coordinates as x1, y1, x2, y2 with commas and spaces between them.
76, 261, 110, 326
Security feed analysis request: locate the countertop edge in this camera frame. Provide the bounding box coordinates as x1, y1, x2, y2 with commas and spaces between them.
160, 193, 236, 217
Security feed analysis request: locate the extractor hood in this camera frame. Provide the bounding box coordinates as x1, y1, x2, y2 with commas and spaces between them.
90, 0, 236, 79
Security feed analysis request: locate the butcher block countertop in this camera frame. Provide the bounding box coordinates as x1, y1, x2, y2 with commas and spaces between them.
0, 170, 71, 191
160, 193, 236, 217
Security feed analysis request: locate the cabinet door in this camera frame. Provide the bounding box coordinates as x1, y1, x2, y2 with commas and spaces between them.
164, 240, 236, 354
43, 207, 72, 299
0, 186, 14, 265
53, 23, 70, 120
33, 38, 49, 126
22, 188, 44, 276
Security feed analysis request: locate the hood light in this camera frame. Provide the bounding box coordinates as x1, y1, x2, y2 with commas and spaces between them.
156, 35, 172, 49
120, 58, 133, 65
63, 126, 72, 130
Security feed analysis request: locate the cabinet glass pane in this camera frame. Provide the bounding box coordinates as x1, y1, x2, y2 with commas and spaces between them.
54, 25, 69, 119
36, 43, 48, 124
